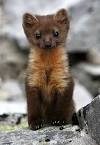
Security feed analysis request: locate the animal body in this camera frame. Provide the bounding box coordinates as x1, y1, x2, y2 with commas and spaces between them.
23, 9, 75, 130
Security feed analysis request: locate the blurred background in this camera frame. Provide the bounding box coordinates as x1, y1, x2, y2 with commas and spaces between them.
0, 0, 100, 114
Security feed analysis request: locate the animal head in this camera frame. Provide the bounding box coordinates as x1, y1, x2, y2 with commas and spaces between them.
23, 9, 69, 50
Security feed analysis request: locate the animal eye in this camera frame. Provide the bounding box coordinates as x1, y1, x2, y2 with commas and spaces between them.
53, 30, 59, 37
35, 31, 41, 39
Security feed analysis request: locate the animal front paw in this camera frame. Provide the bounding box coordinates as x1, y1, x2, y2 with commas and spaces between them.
29, 120, 43, 130
51, 120, 66, 126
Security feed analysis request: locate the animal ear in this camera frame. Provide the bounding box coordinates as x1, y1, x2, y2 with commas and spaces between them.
54, 9, 69, 25
23, 13, 39, 27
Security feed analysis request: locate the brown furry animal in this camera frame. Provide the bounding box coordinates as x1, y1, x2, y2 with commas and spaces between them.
23, 9, 75, 130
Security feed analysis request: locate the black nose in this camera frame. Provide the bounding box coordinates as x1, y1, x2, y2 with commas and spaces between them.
45, 42, 52, 48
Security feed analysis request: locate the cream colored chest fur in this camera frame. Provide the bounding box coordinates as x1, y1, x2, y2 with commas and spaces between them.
27, 47, 71, 97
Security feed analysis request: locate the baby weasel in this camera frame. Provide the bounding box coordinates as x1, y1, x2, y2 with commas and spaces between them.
23, 9, 75, 130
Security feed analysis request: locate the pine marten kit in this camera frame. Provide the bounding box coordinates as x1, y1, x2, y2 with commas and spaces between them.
23, 9, 75, 130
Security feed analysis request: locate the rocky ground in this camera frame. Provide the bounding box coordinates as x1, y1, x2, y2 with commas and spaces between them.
0, 95, 100, 145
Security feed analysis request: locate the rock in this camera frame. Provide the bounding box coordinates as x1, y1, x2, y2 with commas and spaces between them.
0, 96, 100, 145
0, 37, 27, 79
0, 101, 26, 114
0, 113, 27, 126
77, 63, 100, 77
0, 79, 24, 101
73, 81, 92, 111
68, 51, 88, 66
77, 95, 100, 145
0, 0, 4, 36
73, 63, 100, 96
88, 48, 100, 65
0, 125, 97, 145
68, 0, 100, 52
72, 65, 100, 97
0, 36, 27, 102
69, 135, 97, 145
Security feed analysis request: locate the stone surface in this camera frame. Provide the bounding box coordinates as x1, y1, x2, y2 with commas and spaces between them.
72, 65, 100, 97
77, 63, 100, 77
0, 37, 27, 79
0, 96, 100, 145
0, 37, 27, 103
0, 113, 27, 126
0, 126, 97, 145
68, 0, 100, 52
77, 95, 100, 145
73, 81, 92, 111
0, 101, 26, 114
0, 80, 24, 101
87, 49, 100, 65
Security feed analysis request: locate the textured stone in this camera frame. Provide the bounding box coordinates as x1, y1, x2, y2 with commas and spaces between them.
0, 95, 100, 145
73, 81, 92, 111
72, 65, 100, 96
68, 0, 100, 52
0, 126, 97, 145
77, 63, 100, 77
77, 95, 100, 145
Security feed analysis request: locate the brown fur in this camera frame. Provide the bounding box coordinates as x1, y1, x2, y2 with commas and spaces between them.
23, 9, 75, 130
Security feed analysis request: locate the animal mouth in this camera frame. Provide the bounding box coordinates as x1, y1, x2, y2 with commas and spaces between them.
42, 44, 56, 50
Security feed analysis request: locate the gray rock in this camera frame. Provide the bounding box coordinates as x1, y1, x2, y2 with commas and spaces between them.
69, 135, 97, 145
77, 95, 100, 145
72, 65, 100, 96
0, 95, 100, 145
88, 49, 100, 65
0, 126, 97, 145
68, 0, 100, 52
0, 37, 27, 102
0, 0, 4, 37
73, 81, 92, 111
0, 37, 27, 79
0, 113, 26, 125
0, 79, 24, 101
77, 63, 100, 77
0, 101, 26, 114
